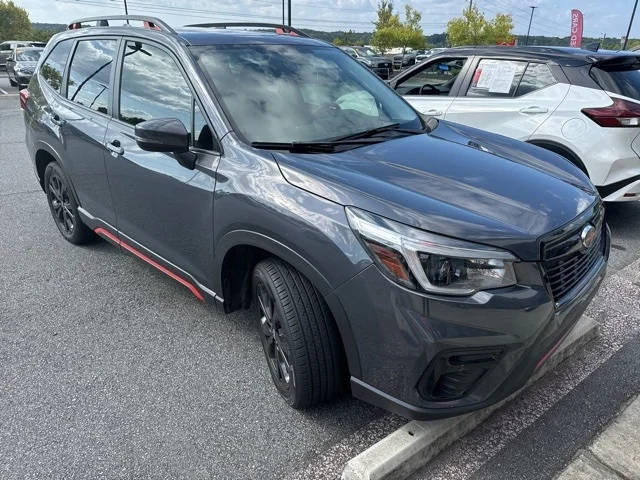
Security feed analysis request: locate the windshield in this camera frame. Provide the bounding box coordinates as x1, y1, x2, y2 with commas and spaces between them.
16, 49, 42, 62
191, 44, 420, 144
356, 47, 377, 57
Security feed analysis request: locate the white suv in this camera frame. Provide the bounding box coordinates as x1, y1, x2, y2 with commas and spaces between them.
390, 47, 640, 202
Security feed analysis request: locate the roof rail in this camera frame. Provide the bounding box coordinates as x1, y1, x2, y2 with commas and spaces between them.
67, 15, 176, 34
183, 22, 309, 38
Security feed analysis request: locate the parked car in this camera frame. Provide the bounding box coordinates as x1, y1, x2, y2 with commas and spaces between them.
416, 47, 448, 62
339, 46, 392, 79
0, 40, 45, 69
393, 51, 416, 69
6, 47, 43, 88
391, 46, 640, 201
22, 17, 609, 420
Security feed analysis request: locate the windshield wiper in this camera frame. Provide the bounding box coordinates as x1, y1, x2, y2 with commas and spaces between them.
332, 121, 434, 142
251, 137, 386, 153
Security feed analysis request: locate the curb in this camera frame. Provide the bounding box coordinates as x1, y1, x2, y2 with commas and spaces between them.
342, 315, 598, 480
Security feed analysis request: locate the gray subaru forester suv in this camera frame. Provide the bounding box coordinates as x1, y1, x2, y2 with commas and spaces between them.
22, 16, 609, 420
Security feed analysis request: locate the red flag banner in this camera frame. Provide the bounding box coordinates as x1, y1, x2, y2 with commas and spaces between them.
570, 9, 584, 47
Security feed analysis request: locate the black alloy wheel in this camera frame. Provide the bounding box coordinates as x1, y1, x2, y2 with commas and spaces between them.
44, 162, 94, 244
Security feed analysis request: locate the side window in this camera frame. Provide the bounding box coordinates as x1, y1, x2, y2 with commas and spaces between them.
395, 57, 468, 96
66, 39, 117, 115
467, 59, 527, 98
119, 41, 192, 128
0, 44, 10, 51
40, 40, 73, 93
193, 103, 215, 151
516, 63, 556, 96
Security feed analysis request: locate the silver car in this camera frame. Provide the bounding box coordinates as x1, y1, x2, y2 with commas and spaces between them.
0, 40, 45, 70
7, 47, 43, 88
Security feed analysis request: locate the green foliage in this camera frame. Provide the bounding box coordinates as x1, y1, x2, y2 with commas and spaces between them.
446, 5, 514, 46
0, 0, 31, 41
372, 2, 426, 54
0, 3, 60, 44
332, 30, 362, 46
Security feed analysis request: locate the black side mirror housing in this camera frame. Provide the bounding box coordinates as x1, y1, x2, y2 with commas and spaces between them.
135, 118, 190, 154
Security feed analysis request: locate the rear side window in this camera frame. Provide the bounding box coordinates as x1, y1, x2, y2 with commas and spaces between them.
40, 40, 73, 93
591, 61, 640, 101
119, 41, 192, 128
67, 39, 117, 114
516, 63, 556, 96
467, 59, 527, 97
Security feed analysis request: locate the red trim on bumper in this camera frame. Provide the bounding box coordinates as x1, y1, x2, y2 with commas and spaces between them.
94, 227, 205, 302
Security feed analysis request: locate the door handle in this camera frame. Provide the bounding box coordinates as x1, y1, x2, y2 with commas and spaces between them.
424, 109, 443, 116
520, 106, 548, 114
106, 139, 124, 156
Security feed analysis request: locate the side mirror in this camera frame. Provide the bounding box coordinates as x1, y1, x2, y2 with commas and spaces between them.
134, 118, 190, 154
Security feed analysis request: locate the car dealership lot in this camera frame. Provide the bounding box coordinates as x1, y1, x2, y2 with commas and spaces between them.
2, 68, 640, 479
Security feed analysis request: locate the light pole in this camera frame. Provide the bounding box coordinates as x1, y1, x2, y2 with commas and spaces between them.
525, 6, 537, 46
123, 0, 129, 15
282, 0, 285, 25
288, 0, 291, 26
623, 0, 639, 50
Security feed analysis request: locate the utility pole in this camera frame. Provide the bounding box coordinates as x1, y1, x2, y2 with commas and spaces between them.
468, 0, 473, 11
282, 0, 285, 25
288, 0, 291, 26
123, 0, 129, 15
623, 0, 638, 50
525, 6, 536, 46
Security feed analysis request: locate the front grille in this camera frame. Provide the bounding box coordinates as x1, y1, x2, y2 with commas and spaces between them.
542, 204, 605, 301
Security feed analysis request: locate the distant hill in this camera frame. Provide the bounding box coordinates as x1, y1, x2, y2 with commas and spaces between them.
32, 23, 66, 33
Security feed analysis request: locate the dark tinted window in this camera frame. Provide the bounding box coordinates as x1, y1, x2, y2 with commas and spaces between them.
467, 59, 527, 97
395, 57, 467, 96
40, 40, 73, 93
67, 40, 117, 114
193, 103, 214, 150
516, 63, 556, 96
119, 41, 191, 127
591, 61, 640, 101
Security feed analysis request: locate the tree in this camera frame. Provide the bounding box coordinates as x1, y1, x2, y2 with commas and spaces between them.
332, 30, 361, 46
446, 5, 514, 46
372, 2, 426, 54
0, 1, 31, 41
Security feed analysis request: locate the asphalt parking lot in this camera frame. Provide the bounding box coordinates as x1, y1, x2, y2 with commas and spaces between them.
2, 71, 640, 480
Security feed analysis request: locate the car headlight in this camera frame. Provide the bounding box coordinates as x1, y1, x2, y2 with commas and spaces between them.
346, 207, 518, 295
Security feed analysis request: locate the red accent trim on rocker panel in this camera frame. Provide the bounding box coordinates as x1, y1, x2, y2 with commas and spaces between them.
94, 227, 205, 302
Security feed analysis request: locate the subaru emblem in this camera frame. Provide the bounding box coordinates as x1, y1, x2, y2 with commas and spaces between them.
580, 224, 596, 250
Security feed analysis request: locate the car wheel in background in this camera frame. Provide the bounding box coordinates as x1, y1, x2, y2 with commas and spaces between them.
252, 258, 345, 409
44, 162, 95, 244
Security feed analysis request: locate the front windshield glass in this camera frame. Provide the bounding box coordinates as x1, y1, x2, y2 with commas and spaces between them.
356, 47, 377, 56
191, 44, 420, 144
16, 49, 42, 61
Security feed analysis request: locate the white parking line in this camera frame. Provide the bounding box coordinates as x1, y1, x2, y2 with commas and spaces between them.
0, 87, 8, 95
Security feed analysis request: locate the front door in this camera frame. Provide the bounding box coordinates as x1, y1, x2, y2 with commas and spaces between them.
445, 59, 569, 140
393, 56, 470, 117
104, 39, 219, 285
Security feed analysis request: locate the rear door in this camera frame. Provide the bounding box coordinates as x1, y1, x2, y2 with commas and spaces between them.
391, 56, 470, 118
445, 58, 569, 140
59, 37, 120, 226
104, 39, 219, 283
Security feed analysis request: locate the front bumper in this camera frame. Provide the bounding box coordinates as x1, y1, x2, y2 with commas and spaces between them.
337, 228, 609, 420
14, 73, 33, 87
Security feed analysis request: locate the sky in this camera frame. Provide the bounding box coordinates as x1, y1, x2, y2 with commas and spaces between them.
16, 0, 640, 38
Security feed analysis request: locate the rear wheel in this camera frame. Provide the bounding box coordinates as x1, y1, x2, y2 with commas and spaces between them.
252, 258, 344, 409
44, 162, 94, 244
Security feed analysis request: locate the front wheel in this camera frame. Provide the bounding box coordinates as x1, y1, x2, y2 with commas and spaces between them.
252, 258, 345, 409
8, 77, 17, 87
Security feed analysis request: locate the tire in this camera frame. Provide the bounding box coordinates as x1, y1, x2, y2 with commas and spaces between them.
44, 162, 95, 245
9, 77, 17, 87
252, 258, 344, 409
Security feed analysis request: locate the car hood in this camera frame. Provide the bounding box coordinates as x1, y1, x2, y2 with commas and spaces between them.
273, 121, 597, 260
363, 55, 389, 63
15, 61, 37, 69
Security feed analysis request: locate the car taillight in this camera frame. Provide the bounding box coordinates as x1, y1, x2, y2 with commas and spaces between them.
582, 98, 640, 127
19, 89, 30, 110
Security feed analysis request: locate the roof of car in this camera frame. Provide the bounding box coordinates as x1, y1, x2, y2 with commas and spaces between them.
436, 45, 640, 66
176, 28, 327, 47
